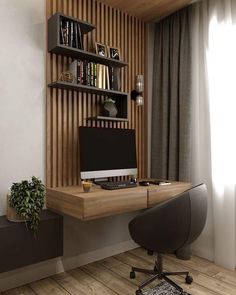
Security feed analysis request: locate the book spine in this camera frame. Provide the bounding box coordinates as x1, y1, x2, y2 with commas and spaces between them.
65, 20, 69, 46
70, 21, 73, 47
81, 61, 84, 84
74, 22, 78, 49
77, 60, 81, 84
60, 18, 65, 45
77, 23, 83, 50
68, 60, 78, 83
94, 63, 97, 87
87, 62, 91, 86
90, 62, 94, 86
84, 60, 88, 85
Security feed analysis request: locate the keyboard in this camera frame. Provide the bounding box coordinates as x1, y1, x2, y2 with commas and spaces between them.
100, 181, 137, 190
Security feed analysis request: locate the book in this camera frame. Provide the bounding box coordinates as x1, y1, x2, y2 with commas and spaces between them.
74, 21, 79, 48
70, 21, 74, 47
65, 20, 69, 46
68, 60, 78, 82
77, 23, 83, 49
60, 18, 65, 45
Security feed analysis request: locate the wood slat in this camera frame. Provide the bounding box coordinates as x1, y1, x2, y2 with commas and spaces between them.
46, 0, 147, 188
99, 0, 192, 21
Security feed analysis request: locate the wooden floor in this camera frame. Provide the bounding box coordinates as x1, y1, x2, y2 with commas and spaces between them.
2, 248, 236, 295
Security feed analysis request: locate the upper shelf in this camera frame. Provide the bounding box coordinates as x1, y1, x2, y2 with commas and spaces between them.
49, 45, 128, 68
48, 12, 128, 68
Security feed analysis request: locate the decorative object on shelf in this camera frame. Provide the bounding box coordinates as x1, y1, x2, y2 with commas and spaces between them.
102, 98, 118, 117
82, 181, 92, 193
95, 42, 108, 57
95, 42, 110, 89
108, 46, 121, 91
7, 176, 45, 232
131, 74, 144, 106
108, 46, 120, 60
59, 71, 76, 83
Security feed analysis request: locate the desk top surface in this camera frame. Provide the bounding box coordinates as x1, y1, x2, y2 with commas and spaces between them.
46, 181, 191, 220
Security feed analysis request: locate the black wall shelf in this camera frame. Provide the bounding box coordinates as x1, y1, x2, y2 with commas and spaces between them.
48, 81, 129, 98
49, 44, 128, 68
0, 210, 63, 273
87, 116, 129, 122
48, 12, 128, 68
48, 12, 129, 122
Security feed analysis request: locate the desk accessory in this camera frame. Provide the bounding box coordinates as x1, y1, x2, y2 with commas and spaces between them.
82, 181, 92, 192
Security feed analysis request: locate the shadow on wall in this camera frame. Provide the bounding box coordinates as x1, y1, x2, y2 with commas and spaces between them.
63, 211, 140, 258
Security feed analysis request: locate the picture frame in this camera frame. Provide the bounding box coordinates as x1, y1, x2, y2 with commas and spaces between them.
95, 42, 107, 57
108, 46, 120, 60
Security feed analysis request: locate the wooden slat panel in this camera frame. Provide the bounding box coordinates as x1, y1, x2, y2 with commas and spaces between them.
46, 0, 147, 187
99, 0, 192, 21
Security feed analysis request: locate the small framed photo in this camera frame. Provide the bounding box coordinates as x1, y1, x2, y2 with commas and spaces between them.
108, 46, 120, 60
95, 42, 107, 57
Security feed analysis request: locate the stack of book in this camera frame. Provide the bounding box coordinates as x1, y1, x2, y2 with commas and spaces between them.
69, 60, 98, 87
60, 16, 83, 49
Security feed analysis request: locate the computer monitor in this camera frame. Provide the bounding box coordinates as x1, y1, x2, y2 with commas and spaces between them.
79, 126, 137, 179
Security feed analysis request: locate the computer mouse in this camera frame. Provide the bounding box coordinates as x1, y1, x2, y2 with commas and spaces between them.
139, 181, 150, 186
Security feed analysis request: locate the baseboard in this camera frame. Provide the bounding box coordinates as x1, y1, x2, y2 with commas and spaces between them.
0, 240, 138, 292
191, 246, 214, 262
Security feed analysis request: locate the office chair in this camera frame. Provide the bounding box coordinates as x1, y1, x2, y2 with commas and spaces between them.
129, 183, 208, 295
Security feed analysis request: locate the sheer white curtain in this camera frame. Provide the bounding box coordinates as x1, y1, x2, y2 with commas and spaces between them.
191, 0, 236, 270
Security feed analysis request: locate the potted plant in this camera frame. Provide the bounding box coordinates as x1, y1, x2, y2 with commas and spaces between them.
7, 176, 45, 232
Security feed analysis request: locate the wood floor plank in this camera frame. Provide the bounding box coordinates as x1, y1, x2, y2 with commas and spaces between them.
30, 278, 70, 295
58, 269, 118, 295
81, 261, 137, 295
98, 255, 157, 288
3, 286, 35, 295
4, 248, 236, 295
129, 248, 236, 295
213, 270, 236, 287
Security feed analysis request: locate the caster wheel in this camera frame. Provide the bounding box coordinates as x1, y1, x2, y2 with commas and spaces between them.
130, 271, 136, 279
136, 290, 143, 295
185, 275, 193, 284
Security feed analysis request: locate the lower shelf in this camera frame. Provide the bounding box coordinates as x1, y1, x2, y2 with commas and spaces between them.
0, 210, 63, 273
87, 116, 128, 122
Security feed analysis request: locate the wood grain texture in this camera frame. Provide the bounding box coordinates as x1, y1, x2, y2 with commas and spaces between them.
147, 181, 192, 207
4, 248, 236, 295
47, 185, 147, 220
46, 0, 147, 188
99, 0, 193, 21
46, 182, 190, 220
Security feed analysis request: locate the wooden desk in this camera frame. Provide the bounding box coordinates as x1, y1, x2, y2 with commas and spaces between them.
46, 181, 191, 220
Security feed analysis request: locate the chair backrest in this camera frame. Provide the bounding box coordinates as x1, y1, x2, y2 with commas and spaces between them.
129, 184, 208, 253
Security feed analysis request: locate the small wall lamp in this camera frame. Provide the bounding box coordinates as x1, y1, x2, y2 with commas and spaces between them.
131, 75, 144, 106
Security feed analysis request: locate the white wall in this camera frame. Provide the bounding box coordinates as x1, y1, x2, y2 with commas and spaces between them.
0, 0, 46, 213
0, 1, 137, 291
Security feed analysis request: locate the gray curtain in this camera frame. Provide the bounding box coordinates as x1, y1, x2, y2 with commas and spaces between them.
151, 7, 192, 181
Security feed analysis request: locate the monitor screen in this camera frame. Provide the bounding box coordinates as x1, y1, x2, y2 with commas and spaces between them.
79, 127, 137, 179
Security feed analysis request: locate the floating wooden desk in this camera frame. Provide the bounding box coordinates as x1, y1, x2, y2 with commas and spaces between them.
46, 181, 191, 220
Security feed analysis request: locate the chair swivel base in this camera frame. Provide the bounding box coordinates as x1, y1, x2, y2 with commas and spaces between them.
130, 254, 193, 295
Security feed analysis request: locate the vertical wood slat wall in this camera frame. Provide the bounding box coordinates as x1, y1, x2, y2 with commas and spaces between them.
46, 0, 147, 188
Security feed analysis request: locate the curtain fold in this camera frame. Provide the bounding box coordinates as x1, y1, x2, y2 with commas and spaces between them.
151, 8, 192, 181
191, 0, 236, 270
152, 0, 236, 270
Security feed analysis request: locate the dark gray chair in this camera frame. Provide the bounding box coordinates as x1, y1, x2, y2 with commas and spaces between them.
129, 183, 208, 295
